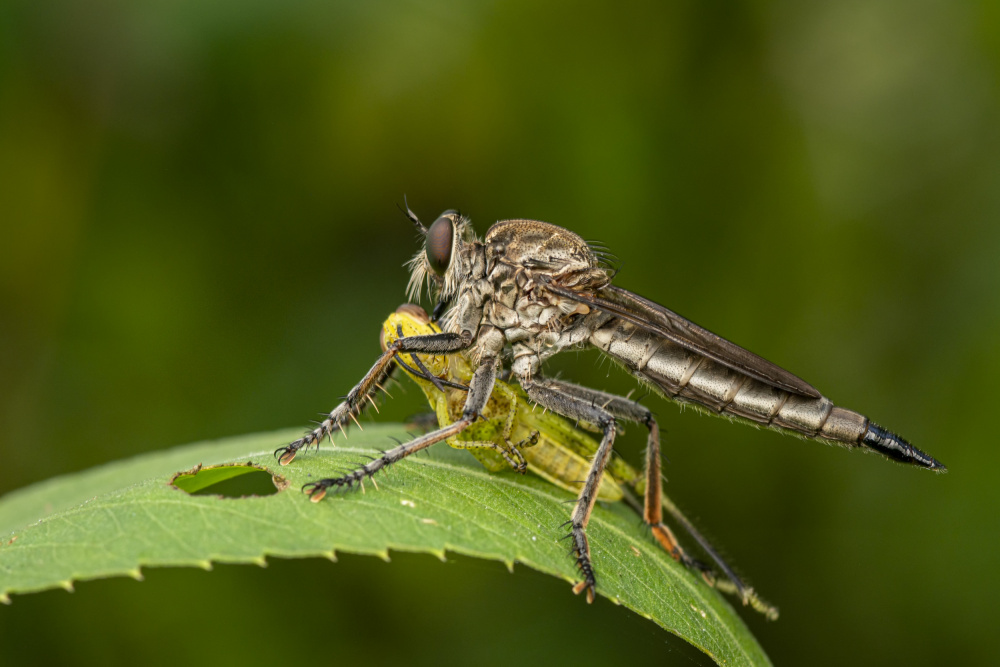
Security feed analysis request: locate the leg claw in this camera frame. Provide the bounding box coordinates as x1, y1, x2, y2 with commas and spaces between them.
572, 580, 596, 604
302, 481, 329, 502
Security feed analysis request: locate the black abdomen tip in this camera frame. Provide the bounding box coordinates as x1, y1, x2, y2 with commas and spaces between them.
861, 422, 947, 471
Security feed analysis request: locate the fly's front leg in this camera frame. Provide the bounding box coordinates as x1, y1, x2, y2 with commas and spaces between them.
302, 419, 472, 501
274, 330, 472, 466
520, 378, 617, 604
303, 337, 500, 501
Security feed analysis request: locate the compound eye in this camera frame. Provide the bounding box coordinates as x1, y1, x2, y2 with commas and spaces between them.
425, 213, 454, 276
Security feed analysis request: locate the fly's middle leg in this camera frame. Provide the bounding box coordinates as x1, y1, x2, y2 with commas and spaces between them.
539, 380, 697, 568
520, 378, 618, 604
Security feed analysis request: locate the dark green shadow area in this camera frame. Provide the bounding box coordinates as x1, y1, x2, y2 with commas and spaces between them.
171, 465, 281, 497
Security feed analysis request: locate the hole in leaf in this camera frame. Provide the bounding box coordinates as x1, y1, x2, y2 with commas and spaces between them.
171, 463, 286, 498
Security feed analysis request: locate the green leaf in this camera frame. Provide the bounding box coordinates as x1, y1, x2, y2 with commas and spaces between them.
0, 425, 771, 666
171, 464, 279, 495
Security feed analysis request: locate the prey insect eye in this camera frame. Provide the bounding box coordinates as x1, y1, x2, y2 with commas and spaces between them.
425, 213, 455, 276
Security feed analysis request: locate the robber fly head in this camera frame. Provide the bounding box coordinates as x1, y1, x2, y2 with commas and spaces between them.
406, 209, 477, 304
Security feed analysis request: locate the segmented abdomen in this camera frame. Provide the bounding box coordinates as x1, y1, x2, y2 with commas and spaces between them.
590, 320, 867, 444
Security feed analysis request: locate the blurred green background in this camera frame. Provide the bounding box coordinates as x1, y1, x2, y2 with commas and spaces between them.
2, 1, 998, 664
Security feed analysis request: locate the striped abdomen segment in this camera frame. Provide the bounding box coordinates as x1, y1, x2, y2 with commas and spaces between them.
590, 319, 945, 470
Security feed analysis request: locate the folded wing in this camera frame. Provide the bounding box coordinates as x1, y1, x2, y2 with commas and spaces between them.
540, 277, 820, 398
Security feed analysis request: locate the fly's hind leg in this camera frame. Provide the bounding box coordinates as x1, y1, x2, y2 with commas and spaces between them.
644, 488, 777, 618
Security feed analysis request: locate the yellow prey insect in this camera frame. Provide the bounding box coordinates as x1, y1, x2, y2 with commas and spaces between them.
382, 303, 777, 619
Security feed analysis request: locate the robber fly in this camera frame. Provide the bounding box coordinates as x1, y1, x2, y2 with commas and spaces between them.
382, 303, 778, 618
275, 207, 945, 604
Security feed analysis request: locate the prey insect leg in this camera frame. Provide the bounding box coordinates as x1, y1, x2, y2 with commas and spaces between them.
492, 380, 540, 455
447, 436, 528, 473
302, 347, 499, 501
444, 373, 538, 473
275, 331, 472, 465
